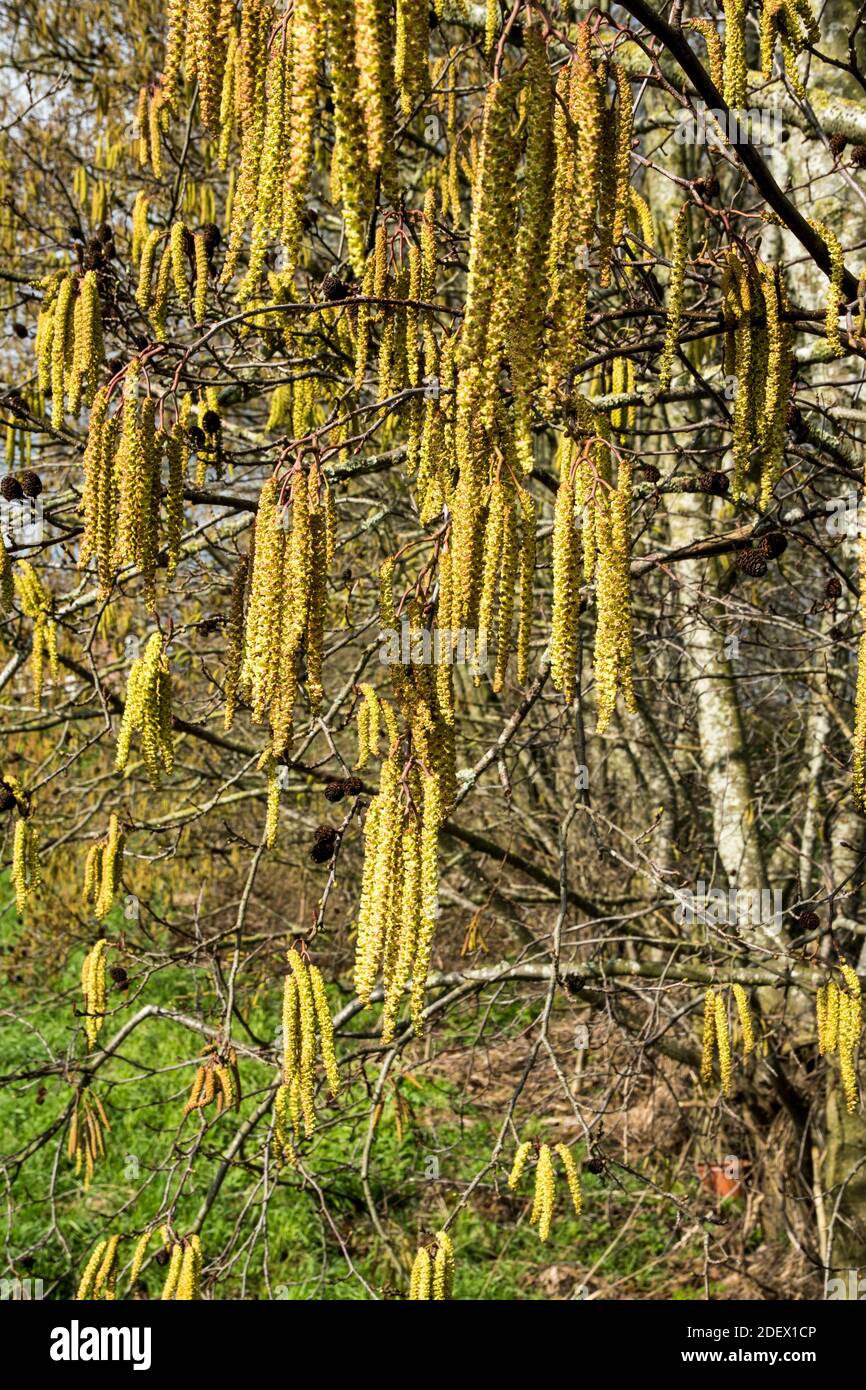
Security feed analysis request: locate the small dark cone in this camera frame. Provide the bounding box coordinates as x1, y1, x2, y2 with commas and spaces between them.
12, 322, 27, 339
201, 409, 220, 435
796, 909, 820, 933
110, 966, 129, 990
826, 575, 843, 600
585, 1157, 605, 1175
82, 237, 104, 271
321, 272, 348, 302
155, 1249, 170, 1267
0, 782, 17, 812
96, 222, 114, 244
756, 531, 787, 560
0, 475, 22, 501
310, 839, 336, 864
641, 463, 661, 483
187, 425, 206, 451
851, 144, 866, 167
344, 776, 364, 797
697, 470, 729, 496
199, 222, 222, 256
19, 470, 42, 498
324, 780, 345, 802
829, 132, 847, 159
736, 548, 768, 577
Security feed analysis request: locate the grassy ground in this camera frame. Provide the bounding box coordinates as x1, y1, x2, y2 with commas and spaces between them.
0, 885, 755, 1301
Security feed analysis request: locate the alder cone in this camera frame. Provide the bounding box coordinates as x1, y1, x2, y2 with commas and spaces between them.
756, 531, 787, 560
321, 272, 349, 302
736, 548, 768, 577
697, 470, 729, 496
826, 576, 843, 599
19, 470, 42, 498
0, 475, 22, 500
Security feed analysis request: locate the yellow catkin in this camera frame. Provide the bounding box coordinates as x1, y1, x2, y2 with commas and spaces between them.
92, 1234, 121, 1299
508, 1140, 533, 1190
10, 816, 40, 914
701, 987, 716, 1084
128, 1231, 152, 1287
550, 460, 580, 703
160, 1243, 183, 1300
732, 983, 755, 1055
722, 0, 748, 109
838, 963, 861, 1114
309, 963, 340, 1098
431, 1231, 455, 1300
714, 991, 733, 1096
77, 1240, 108, 1300
81, 938, 108, 1049
175, 1235, 202, 1300
409, 1245, 433, 1300
530, 1143, 556, 1242
555, 1143, 583, 1217
808, 219, 846, 359
658, 204, 689, 392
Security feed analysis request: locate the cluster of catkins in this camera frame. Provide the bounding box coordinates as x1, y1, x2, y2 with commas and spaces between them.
81, 360, 188, 604
229, 464, 334, 756
351, 562, 456, 1041
184, 1045, 242, 1117
83, 814, 125, 920
116, 632, 175, 787
160, 1233, 204, 1300
10, 812, 40, 915
76, 1234, 123, 1300
67, 1085, 111, 1188
34, 268, 103, 427
408, 1231, 455, 1300
817, 965, 862, 1114
274, 949, 340, 1159
81, 939, 109, 1050
14, 561, 58, 705
508, 1141, 583, 1244
700, 984, 756, 1097
133, 209, 213, 334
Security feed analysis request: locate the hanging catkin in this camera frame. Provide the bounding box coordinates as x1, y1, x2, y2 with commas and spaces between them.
115, 632, 174, 787
274, 948, 340, 1153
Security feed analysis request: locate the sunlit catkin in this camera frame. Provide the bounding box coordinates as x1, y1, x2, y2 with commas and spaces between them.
81, 939, 108, 1049
714, 991, 733, 1096
658, 204, 689, 392
838, 964, 861, 1114
732, 983, 755, 1055
11, 815, 40, 915
701, 987, 716, 1084
530, 1143, 556, 1242
115, 632, 174, 787
409, 1246, 433, 1300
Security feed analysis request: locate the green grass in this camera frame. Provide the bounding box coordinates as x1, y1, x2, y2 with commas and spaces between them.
0, 884, 714, 1301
